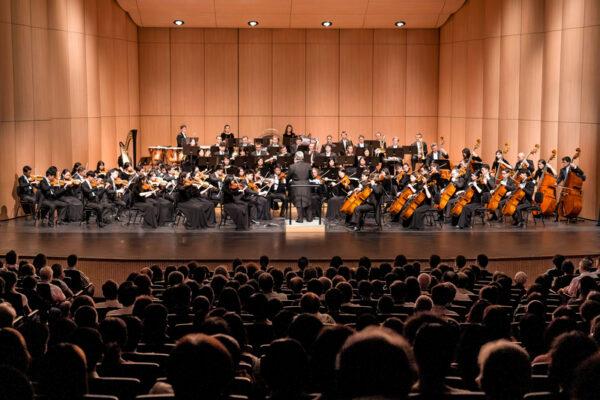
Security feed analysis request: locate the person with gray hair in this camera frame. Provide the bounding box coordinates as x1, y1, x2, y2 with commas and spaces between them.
286, 151, 313, 223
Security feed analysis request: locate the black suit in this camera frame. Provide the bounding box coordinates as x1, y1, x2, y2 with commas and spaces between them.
425, 151, 448, 167
514, 159, 534, 174
411, 141, 428, 169
39, 178, 68, 225
176, 132, 188, 147
81, 180, 111, 225
17, 176, 36, 213
266, 175, 288, 217
350, 183, 383, 228
557, 165, 586, 185
287, 161, 313, 221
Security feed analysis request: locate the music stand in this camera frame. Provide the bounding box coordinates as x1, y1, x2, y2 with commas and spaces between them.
278, 154, 293, 168
315, 155, 333, 168
267, 146, 279, 155
355, 147, 369, 157
403, 145, 416, 155
338, 156, 356, 167
365, 140, 379, 148
387, 148, 404, 158
434, 159, 451, 169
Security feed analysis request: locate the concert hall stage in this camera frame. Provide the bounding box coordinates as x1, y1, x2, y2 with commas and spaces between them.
2, 217, 599, 262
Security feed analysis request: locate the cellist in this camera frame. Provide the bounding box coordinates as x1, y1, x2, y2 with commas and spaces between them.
492, 169, 517, 221
326, 168, 357, 221
443, 168, 467, 219
509, 170, 536, 227
405, 172, 440, 230
348, 172, 384, 232
456, 164, 495, 229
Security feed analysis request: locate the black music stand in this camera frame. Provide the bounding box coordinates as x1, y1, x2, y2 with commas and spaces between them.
403, 145, 416, 155
337, 156, 356, 167
387, 148, 404, 158
288, 183, 322, 226
315, 156, 333, 168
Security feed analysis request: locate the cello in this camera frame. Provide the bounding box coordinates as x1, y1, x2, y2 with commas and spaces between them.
558, 148, 583, 219
401, 178, 436, 220
437, 180, 456, 210
449, 139, 482, 216
388, 186, 413, 215
501, 144, 539, 217
340, 182, 373, 215
532, 150, 558, 217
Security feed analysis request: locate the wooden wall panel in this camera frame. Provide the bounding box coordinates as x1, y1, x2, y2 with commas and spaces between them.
113, 39, 129, 116
498, 35, 520, 120
340, 43, 373, 117
541, 30, 561, 122
139, 42, 170, 116
0, 22, 15, 121
373, 43, 406, 117
0, 122, 16, 219
466, 40, 483, 118
306, 42, 339, 116
558, 28, 583, 123
68, 31, 87, 118
239, 43, 272, 116
518, 33, 543, 121
272, 43, 306, 116
11, 24, 34, 121
406, 44, 438, 117
170, 43, 205, 116
450, 41, 467, 118
204, 43, 238, 116
580, 25, 599, 124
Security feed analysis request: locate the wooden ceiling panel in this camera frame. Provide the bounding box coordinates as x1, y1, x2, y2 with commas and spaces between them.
116, 0, 465, 28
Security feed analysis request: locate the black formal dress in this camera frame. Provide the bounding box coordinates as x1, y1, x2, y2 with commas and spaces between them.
223, 182, 250, 230
350, 183, 383, 228
17, 175, 36, 213
176, 185, 211, 229
81, 180, 111, 226
59, 184, 83, 222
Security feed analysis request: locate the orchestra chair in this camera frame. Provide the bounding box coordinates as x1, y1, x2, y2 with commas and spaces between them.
16, 195, 37, 220
84, 395, 119, 400
522, 204, 546, 227
172, 208, 187, 227
126, 204, 145, 226
470, 206, 491, 228
218, 203, 231, 227
524, 392, 557, 400
423, 208, 444, 229
80, 198, 101, 227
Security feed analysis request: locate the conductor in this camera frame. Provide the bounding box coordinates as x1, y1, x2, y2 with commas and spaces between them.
287, 151, 313, 223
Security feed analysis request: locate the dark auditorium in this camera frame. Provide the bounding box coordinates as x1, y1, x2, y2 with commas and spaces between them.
1, 0, 600, 400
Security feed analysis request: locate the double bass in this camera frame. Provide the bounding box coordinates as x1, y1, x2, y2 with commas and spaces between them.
532, 150, 557, 217
558, 148, 583, 219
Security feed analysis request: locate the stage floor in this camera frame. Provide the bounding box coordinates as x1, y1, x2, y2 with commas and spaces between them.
1, 217, 598, 263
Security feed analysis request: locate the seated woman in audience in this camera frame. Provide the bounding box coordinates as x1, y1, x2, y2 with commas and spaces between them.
478, 340, 532, 400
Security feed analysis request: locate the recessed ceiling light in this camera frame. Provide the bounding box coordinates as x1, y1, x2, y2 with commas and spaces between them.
173, 19, 184, 26
394, 20, 406, 28
321, 21, 333, 27
248, 20, 259, 27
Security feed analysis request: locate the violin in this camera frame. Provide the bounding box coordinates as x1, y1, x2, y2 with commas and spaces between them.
229, 181, 243, 191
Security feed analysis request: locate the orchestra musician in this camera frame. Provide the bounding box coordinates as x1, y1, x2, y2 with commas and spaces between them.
282, 124, 296, 149
222, 176, 250, 231
220, 124, 235, 141
321, 144, 336, 158
287, 151, 313, 223
81, 171, 111, 228
265, 165, 288, 218
105, 168, 128, 220
411, 132, 428, 169
492, 150, 512, 177
340, 131, 353, 153
176, 125, 188, 147
243, 170, 271, 222
514, 152, 535, 174
309, 167, 327, 219
443, 168, 467, 219
175, 173, 213, 230
95, 161, 107, 179
557, 156, 586, 185
455, 164, 495, 229
347, 172, 384, 232
533, 159, 557, 181
356, 135, 367, 149
38, 166, 68, 227
131, 174, 172, 228
326, 169, 356, 221
252, 142, 269, 157
17, 166, 37, 214
509, 170, 536, 227
425, 142, 449, 167
59, 169, 83, 222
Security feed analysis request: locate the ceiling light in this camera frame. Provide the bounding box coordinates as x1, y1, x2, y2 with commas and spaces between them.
321, 21, 333, 27
394, 20, 406, 28
173, 19, 184, 26
248, 20, 259, 27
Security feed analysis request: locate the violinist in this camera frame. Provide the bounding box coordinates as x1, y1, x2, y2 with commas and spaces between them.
393, 163, 411, 194
59, 169, 83, 222
176, 173, 213, 229
38, 166, 68, 227
405, 173, 439, 230
72, 164, 86, 182
223, 176, 250, 230
326, 169, 356, 221
131, 175, 169, 228
243, 170, 271, 222
456, 165, 495, 229
509, 170, 536, 227
17, 165, 37, 213
255, 157, 271, 177
105, 169, 128, 220
81, 171, 111, 228
557, 156, 586, 185
348, 172, 384, 232
95, 161, 107, 179
252, 142, 269, 157
321, 144, 336, 158
309, 167, 327, 219
120, 162, 136, 180
266, 165, 288, 218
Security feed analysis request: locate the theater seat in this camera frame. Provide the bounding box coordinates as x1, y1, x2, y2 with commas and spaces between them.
408, 393, 486, 399
84, 396, 119, 400
89, 376, 141, 400
524, 393, 557, 399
